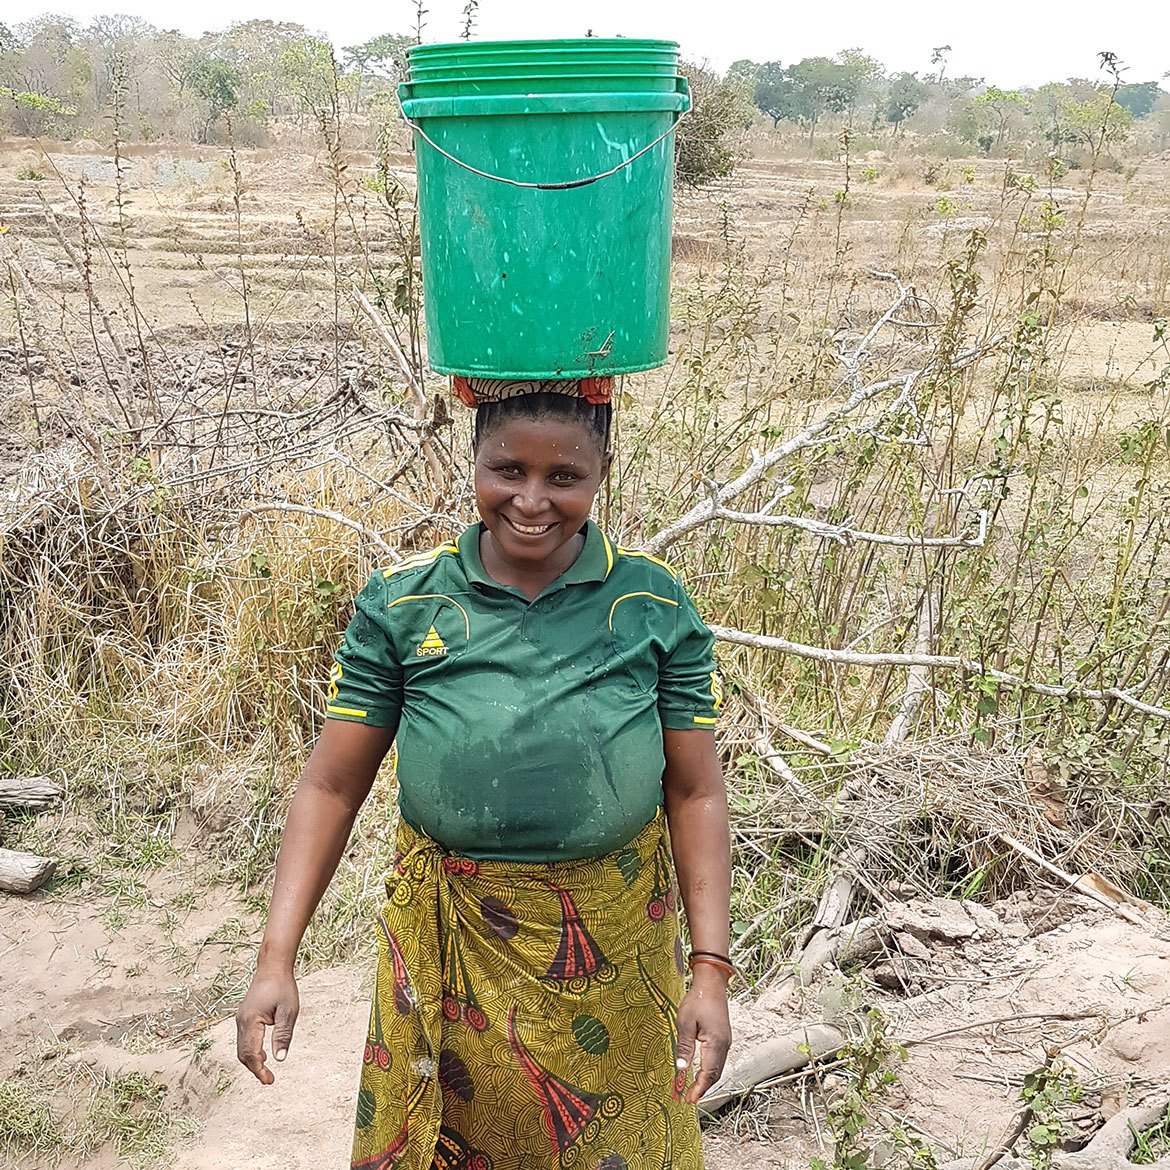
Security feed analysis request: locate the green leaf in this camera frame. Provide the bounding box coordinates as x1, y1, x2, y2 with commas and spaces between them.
1028, 1123, 1057, 1145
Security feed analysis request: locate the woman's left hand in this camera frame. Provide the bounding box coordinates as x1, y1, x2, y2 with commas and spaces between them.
675, 969, 732, 1104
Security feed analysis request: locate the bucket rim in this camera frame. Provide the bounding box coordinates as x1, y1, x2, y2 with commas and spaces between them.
429, 358, 666, 378
407, 59, 682, 73
402, 71, 683, 91
400, 90, 689, 119
407, 37, 680, 55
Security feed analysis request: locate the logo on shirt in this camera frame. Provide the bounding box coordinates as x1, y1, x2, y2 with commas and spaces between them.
417, 625, 448, 658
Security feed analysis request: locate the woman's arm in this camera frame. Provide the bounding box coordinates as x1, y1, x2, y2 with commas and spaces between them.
662, 727, 733, 1104
236, 719, 394, 1084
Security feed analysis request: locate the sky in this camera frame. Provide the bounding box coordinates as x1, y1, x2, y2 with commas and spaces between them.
5, 0, 1169, 89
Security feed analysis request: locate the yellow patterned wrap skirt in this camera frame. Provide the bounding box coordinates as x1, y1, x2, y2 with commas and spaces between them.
350, 812, 704, 1170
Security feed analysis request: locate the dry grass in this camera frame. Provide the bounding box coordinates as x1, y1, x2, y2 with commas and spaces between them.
1, 111, 1169, 1007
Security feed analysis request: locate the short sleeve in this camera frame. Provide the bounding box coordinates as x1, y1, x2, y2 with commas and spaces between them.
657, 578, 721, 730
326, 573, 404, 732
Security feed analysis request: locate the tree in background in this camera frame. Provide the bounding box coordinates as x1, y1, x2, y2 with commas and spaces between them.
190, 57, 238, 143
1064, 88, 1132, 151
784, 56, 854, 146
85, 13, 155, 110
342, 33, 412, 112
886, 72, 928, 136
975, 85, 1027, 147
1032, 81, 1078, 149
675, 59, 753, 186
725, 58, 760, 93
836, 48, 884, 127
153, 29, 198, 103
945, 96, 992, 151
752, 60, 795, 128
11, 16, 89, 112
928, 45, 951, 86
278, 36, 337, 124
1116, 81, 1162, 120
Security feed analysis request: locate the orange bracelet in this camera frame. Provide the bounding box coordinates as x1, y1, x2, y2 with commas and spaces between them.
688, 955, 735, 979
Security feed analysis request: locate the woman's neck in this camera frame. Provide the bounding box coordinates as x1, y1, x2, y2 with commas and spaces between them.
478, 529, 585, 601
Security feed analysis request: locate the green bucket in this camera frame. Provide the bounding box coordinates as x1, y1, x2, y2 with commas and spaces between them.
399, 39, 690, 379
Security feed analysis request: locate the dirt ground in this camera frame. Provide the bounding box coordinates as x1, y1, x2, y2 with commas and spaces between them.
4, 872, 1170, 1168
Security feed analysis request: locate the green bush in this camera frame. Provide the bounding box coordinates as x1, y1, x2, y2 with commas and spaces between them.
675, 61, 753, 187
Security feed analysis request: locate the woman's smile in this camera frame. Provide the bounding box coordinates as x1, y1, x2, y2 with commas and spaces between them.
501, 516, 557, 536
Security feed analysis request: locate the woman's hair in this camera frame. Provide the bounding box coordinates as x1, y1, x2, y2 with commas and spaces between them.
473, 393, 612, 454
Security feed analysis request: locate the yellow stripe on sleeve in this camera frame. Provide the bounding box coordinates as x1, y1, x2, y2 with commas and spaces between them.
692, 716, 718, 725
327, 704, 369, 718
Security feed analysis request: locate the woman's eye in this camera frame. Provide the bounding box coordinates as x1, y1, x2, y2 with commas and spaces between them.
551, 473, 581, 485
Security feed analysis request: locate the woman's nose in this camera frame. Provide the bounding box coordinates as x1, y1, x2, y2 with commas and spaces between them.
511, 479, 548, 515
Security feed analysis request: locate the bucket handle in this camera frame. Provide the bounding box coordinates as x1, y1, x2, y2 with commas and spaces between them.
396, 87, 689, 191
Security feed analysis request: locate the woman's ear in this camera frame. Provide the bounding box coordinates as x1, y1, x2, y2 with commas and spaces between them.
599, 451, 613, 480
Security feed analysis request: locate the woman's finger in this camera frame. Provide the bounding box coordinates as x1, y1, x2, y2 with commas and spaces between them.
683, 1018, 732, 1104
272, 997, 299, 1062
236, 1012, 274, 1085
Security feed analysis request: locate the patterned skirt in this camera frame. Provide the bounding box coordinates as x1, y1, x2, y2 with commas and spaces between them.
350, 811, 704, 1170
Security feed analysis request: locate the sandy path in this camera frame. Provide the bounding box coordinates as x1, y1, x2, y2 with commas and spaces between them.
173, 966, 370, 1170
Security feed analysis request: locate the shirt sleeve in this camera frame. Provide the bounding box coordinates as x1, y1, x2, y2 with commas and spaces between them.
325, 572, 404, 733
657, 576, 722, 730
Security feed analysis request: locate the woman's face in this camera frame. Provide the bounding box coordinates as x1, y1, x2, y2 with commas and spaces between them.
473, 415, 610, 573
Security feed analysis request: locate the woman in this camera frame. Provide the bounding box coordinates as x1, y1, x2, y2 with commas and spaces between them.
236, 378, 733, 1169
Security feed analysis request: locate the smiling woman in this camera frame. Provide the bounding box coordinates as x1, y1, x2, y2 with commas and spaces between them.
472, 393, 613, 599
236, 374, 732, 1170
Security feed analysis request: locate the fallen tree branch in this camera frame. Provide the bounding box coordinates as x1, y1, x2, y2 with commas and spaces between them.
755, 856, 874, 1013
710, 626, 1170, 721
940, 1091, 1170, 1170
0, 776, 62, 811
757, 915, 884, 1012
707, 502, 989, 549
645, 333, 1002, 556
996, 832, 1154, 928
698, 1021, 851, 1117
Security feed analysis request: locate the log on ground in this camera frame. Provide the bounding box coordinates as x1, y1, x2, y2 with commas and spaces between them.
0, 847, 57, 894
698, 1021, 849, 1117
0, 776, 62, 811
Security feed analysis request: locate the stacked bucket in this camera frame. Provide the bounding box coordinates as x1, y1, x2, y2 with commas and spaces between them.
398, 39, 691, 379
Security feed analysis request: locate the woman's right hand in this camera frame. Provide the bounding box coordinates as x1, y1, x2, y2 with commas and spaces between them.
236, 967, 300, 1085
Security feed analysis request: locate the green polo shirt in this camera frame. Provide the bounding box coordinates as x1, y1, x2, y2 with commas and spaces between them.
325, 521, 720, 862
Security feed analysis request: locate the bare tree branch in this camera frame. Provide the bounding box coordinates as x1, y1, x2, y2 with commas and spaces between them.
351, 285, 445, 487
240, 502, 401, 561
644, 335, 1001, 556
710, 625, 1170, 720
707, 499, 989, 548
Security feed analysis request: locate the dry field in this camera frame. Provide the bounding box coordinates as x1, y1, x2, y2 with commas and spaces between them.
2, 129, 1170, 1168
